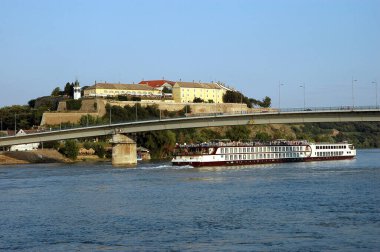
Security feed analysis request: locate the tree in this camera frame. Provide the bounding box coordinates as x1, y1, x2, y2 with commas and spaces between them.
61, 140, 79, 160
79, 114, 102, 126
225, 125, 251, 141
64, 82, 72, 97
93, 142, 105, 158
250, 96, 271, 108
261, 96, 271, 108
223, 90, 252, 108
162, 86, 172, 93
28, 99, 36, 108
51, 87, 61, 96
255, 131, 271, 142
140, 130, 176, 158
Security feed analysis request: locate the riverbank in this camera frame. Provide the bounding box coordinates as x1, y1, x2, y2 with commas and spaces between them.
0, 149, 72, 165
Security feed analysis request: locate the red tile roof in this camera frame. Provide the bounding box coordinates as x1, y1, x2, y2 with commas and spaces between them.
139, 80, 175, 88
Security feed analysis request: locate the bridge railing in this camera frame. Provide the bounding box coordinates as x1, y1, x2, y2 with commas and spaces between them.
1, 106, 379, 138
278, 105, 380, 113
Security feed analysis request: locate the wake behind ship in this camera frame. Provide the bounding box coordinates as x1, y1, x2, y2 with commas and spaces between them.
172, 139, 356, 167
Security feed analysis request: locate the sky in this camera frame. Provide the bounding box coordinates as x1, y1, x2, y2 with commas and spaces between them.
0, 0, 379, 108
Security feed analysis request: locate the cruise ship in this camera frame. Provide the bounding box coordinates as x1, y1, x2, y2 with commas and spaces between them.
172, 139, 356, 167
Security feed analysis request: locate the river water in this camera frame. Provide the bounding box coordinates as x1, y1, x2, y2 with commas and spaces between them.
0, 149, 379, 251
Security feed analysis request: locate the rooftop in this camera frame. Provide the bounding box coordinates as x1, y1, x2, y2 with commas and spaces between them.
139, 80, 176, 88
174, 82, 222, 89
86, 83, 156, 90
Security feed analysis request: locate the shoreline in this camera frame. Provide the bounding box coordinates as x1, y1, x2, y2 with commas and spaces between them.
0, 149, 74, 165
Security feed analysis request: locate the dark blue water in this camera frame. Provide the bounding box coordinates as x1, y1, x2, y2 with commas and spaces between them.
1, 150, 379, 251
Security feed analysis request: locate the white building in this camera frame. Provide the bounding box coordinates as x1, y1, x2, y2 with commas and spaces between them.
73, 81, 81, 100
10, 129, 40, 151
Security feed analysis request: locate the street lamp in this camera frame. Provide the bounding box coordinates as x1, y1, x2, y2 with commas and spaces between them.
352, 77, 357, 109
372, 80, 378, 108
109, 105, 112, 125
14, 113, 17, 135
299, 83, 306, 110
135, 102, 138, 121
278, 82, 284, 111
240, 91, 243, 114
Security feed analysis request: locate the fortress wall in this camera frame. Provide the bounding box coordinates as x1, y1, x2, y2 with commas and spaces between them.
41, 112, 99, 126
43, 98, 275, 126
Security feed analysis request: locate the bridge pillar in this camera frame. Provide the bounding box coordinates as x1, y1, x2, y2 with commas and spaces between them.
111, 134, 137, 166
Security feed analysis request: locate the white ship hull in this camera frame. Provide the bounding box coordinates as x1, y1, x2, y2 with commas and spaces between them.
172, 141, 356, 167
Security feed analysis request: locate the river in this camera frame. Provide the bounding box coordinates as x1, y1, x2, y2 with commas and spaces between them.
1, 149, 379, 251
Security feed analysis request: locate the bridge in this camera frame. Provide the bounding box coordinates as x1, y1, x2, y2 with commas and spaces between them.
1, 106, 380, 165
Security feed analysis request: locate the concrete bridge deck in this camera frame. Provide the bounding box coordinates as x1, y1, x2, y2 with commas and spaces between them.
1, 107, 380, 147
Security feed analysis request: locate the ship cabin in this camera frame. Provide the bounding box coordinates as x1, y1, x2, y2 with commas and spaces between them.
312, 142, 356, 158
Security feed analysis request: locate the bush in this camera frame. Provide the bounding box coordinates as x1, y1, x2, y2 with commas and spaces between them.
43, 141, 60, 150
60, 140, 79, 160
66, 100, 82, 110
193, 97, 204, 103
93, 143, 106, 158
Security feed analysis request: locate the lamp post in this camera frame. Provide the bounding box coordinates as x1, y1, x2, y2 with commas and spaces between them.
352, 77, 357, 109
240, 91, 243, 114
299, 83, 306, 110
372, 80, 378, 108
278, 82, 284, 111
109, 105, 112, 125
135, 103, 138, 121
14, 113, 17, 135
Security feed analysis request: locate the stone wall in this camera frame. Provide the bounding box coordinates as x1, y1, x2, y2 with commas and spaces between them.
106, 100, 253, 114
41, 112, 99, 126
43, 98, 276, 126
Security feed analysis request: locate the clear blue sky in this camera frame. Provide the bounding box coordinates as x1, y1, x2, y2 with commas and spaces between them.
1, 0, 379, 108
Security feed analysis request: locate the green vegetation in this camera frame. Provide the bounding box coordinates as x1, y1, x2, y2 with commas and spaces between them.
66, 99, 82, 110
79, 114, 103, 127
250, 97, 271, 108
60, 140, 79, 160
222, 90, 271, 108
83, 141, 106, 158
193, 97, 204, 103
162, 86, 172, 93
138, 130, 176, 159
0, 105, 43, 130
103, 104, 188, 124
51, 80, 79, 98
